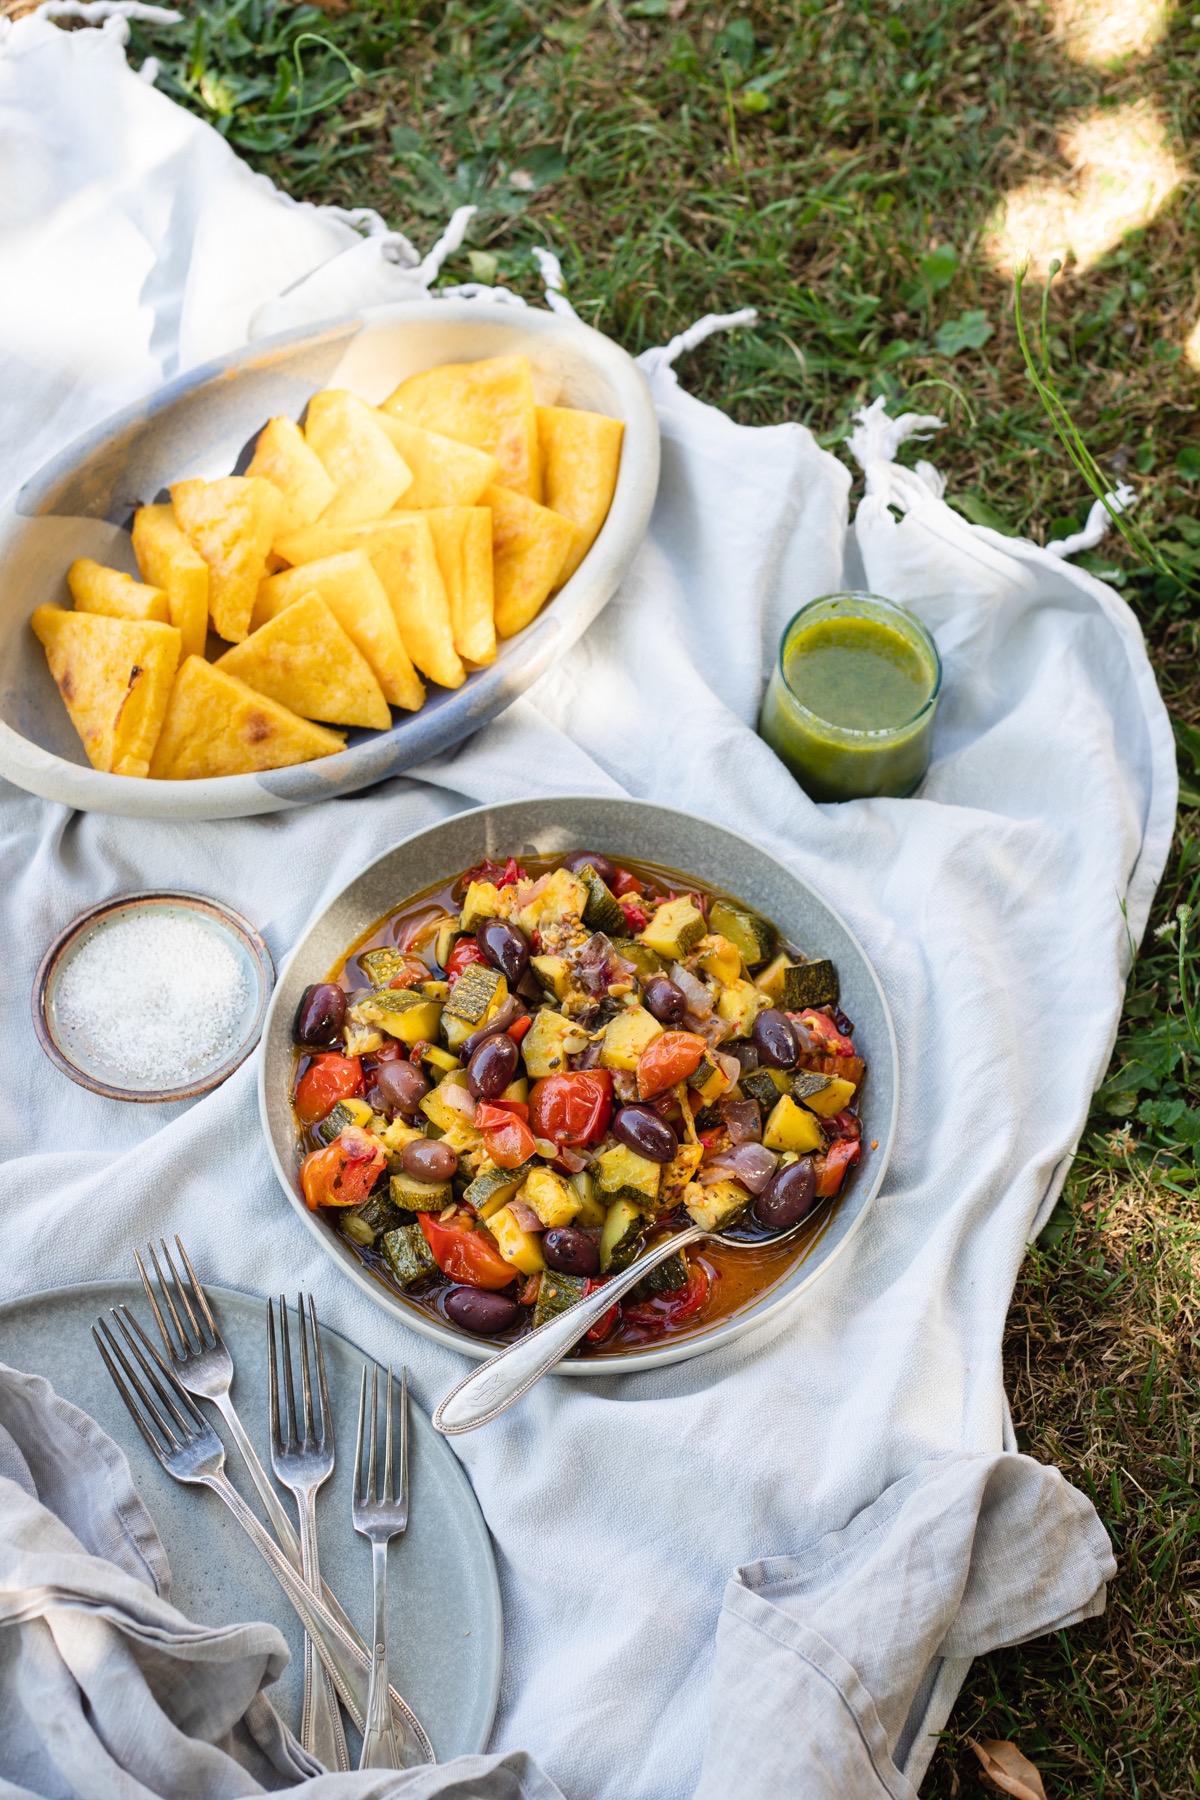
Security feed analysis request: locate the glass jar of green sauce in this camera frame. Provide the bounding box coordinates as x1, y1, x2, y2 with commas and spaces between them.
759, 592, 942, 803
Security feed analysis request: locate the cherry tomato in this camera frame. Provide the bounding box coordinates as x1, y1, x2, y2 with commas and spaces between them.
583, 1277, 620, 1342
611, 869, 643, 897
474, 1099, 539, 1168
825, 1108, 861, 1141
796, 1009, 855, 1057
815, 1137, 861, 1198
294, 1052, 364, 1125
529, 1071, 613, 1148
299, 1128, 386, 1210
636, 1031, 708, 1100
446, 937, 487, 988
618, 895, 648, 932
624, 1262, 710, 1328
464, 857, 526, 889
419, 1211, 517, 1290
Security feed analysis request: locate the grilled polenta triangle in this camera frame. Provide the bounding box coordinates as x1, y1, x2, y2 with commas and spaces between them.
415, 506, 495, 665
382, 354, 542, 501
67, 558, 170, 624
131, 505, 209, 660
373, 411, 498, 509
149, 656, 345, 779
253, 550, 425, 711
170, 475, 283, 643
304, 390, 412, 526
31, 605, 181, 778
214, 593, 391, 729
536, 406, 624, 584
487, 485, 582, 639
246, 415, 336, 537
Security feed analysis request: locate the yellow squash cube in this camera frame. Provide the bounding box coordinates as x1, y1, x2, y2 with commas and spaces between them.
246, 415, 336, 537
374, 410, 498, 508
170, 475, 283, 643
148, 656, 345, 779
716, 979, 763, 1039
487, 1206, 544, 1276
762, 1096, 825, 1155
488, 485, 581, 639
536, 405, 624, 583
215, 593, 390, 730
684, 1178, 751, 1234
416, 506, 495, 666
599, 1005, 663, 1071
304, 389, 413, 525
131, 503, 209, 661
31, 606, 180, 779
252, 550, 424, 711
67, 558, 169, 624
383, 353, 543, 500
519, 1167, 581, 1229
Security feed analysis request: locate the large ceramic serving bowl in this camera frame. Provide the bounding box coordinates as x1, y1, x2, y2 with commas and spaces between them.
0, 302, 659, 819
259, 797, 899, 1372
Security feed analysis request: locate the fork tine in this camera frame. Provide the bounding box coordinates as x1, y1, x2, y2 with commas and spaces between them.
383, 1367, 394, 1504
399, 1366, 409, 1510
160, 1238, 202, 1353
134, 1245, 179, 1360
309, 1295, 330, 1448
267, 1298, 282, 1454
174, 1236, 218, 1347
111, 1309, 206, 1437
93, 1324, 170, 1464
117, 1304, 188, 1391
354, 1364, 367, 1505
96, 1316, 180, 1449
368, 1364, 379, 1503
297, 1293, 315, 1449
147, 1240, 189, 1357
280, 1294, 298, 1452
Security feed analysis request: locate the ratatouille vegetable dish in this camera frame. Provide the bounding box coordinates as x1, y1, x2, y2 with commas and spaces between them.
290, 852, 868, 1354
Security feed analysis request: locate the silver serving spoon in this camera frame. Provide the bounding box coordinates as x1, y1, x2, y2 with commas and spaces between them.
432, 1210, 813, 1434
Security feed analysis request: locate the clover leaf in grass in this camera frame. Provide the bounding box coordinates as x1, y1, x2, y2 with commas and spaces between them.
935, 311, 995, 357
919, 244, 959, 292
1175, 447, 1200, 480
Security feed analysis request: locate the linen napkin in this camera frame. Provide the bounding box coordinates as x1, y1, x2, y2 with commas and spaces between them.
0, 10, 1176, 1798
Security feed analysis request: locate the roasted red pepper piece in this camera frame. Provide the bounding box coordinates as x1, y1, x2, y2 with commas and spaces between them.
815, 1137, 861, 1197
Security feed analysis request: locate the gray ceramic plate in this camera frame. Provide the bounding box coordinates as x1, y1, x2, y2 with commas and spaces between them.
259, 797, 899, 1372
0, 302, 660, 819
0, 1279, 502, 1760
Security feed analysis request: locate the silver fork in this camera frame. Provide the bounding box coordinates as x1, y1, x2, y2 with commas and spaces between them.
267, 1295, 348, 1773
127, 1242, 431, 1764
93, 1311, 434, 1765
353, 1365, 410, 1771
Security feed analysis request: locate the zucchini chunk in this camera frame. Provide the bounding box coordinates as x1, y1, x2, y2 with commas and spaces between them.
382, 1222, 438, 1288
715, 978, 763, 1039
315, 1096, 374, 1144
708, 900, 774, 970
630, 1250, 688, 1301
569, 1168, 607, 1228
516, 868, 588, 935
522, 1008, 585, 1077
578, 865, 625, 936
600, 1004, 663, 1071
390, 1170, 453, 1212
763, 1095, 824, 1154
459, 880, 502, 932
600, 1198, 645, 1272
530, 953, 572, 1000
359, 947, 410, 987
659, 1142, 705, 1210
419, 1042, 461, 1074
593, 1142, 662, 1207
443, 963, 506, 1029
689, 1054, 732, 1106
798, 1074, 857, 1117
352, 988, 443, 1046
520, 1166, 581, 1228
532, 1270, 588, 1329
697, 934, 742, 984
782, 958, 840, 1010
463, 1160, 534, 1218
343, 1189, 407, 1246
741, 1067, 791, 1111
488, 1205, 545, 1275
639, 897, 706, 962
790, 1070, 833, 1107
685, 1178, 751, 1233
611, 938, 666, 979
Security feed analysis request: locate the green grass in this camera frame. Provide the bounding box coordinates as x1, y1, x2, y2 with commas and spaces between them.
70, 0, 1200, 1788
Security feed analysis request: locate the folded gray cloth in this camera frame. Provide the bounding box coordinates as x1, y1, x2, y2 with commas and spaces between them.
0, 1362, 1113, 1799
0, 1364, 562, 1800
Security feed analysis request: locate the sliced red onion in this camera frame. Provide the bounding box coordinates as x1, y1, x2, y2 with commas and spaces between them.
555, 1144, 589, 1174
460, 994, 522, 1058
575, 1038, 604, 1071
508, 1200, 544, 1233
716, 1051, 743, 1088
720, 1097, 762, 1144
689, 1011, 731, 1051
438, 1083, 478, 1123
515, 874, 550, 909
671, 964, 713, 1016
700, 1143, 779, 1194
612, 1069, 638, 1104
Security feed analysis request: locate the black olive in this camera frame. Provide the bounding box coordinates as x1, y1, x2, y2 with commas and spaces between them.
401, 1139, 458, 1182
644, 977, 688, 1024
562, 851, 617, 885
467, 1032, 519, 1100
613, 1104, 678, 1164
373, 1059, 430, 1118
752, 1007, 798, 1069
754, 1159, 816, 1232
445, 1288, 520, 1335
543, 1227, 600, 1277
477, 919, 530, 985
293, 982, 346, 1047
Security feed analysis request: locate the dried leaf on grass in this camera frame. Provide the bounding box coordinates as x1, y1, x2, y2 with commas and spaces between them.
968, 1739, 1048, 1800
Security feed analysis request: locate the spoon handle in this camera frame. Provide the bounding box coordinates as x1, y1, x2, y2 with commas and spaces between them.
432, 1224, 705, 1434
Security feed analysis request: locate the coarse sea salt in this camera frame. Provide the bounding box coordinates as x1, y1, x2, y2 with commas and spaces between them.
54, 910, 252, 1089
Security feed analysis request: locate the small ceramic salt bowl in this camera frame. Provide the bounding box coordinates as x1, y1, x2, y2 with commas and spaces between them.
33, 891, 274, 1102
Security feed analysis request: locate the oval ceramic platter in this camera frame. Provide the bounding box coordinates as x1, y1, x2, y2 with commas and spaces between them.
0, 302, 660, 819
0, 1279, 502, 1761
259, 796, 899, 1373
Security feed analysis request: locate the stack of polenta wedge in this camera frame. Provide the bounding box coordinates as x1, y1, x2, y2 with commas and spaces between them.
31, 353, 623, 781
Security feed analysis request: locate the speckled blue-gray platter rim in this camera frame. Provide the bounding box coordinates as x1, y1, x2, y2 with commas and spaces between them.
259, 796, 900, 1372
0, 1278, 502, 1761
0, 301, 660, 820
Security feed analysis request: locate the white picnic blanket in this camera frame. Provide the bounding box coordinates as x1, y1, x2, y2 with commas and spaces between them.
0, 11, 1174, 1799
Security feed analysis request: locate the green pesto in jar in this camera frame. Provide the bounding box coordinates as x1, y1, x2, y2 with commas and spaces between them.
759, 593, 941, 803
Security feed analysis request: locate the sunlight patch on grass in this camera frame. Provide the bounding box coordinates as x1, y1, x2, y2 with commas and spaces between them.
1049, 0, 1172, 65
984, 102, 1186, 277
1184, 318, 1200, 371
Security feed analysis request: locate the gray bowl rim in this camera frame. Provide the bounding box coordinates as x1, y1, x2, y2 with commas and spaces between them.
0, 299, 660, 819
257, 797, 900, 1373
33, 889, 275, 1103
